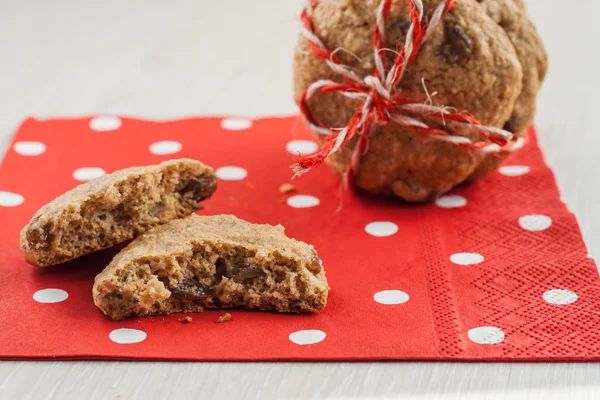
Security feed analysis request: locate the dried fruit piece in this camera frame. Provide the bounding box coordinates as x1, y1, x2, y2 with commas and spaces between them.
231, 266, 266, 281
441, 23, 474, 66
171, 279, 209, 301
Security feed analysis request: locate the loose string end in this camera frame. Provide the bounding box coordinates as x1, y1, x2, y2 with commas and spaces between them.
290, 163, 311, 178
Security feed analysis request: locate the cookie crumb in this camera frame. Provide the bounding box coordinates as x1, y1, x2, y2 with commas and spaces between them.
117, 395, 123, 399
279, 183, 296, 194
216, 313, 232, 323
277, 199, 286, 204
179, 316, 193, 324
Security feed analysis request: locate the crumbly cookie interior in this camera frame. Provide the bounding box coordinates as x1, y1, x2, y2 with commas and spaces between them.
23, 165, 215, 266
94, 242, 327, 320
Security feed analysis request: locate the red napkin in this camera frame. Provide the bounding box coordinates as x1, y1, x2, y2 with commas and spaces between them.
0, 116, 597, 361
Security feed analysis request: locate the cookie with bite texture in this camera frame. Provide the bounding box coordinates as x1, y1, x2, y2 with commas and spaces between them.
21, 159, 217, 267
93, 215, 329, 320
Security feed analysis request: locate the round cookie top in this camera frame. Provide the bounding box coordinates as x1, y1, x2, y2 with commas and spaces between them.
101, 214, 320, 270
476, 0, 547, 132
295, 0, 523, 128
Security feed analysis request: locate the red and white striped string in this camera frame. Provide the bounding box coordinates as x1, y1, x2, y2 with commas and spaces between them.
293, 0, 522, 178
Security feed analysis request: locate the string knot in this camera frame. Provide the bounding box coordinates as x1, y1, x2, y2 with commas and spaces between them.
363, 75, 390, 101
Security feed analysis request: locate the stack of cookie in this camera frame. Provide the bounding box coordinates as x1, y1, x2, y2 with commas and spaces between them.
20, 159, 329, 320
294, 0, 547, 202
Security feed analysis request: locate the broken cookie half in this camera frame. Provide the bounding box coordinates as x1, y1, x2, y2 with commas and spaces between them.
21, 159, 217, 267
93, 215, 329, 320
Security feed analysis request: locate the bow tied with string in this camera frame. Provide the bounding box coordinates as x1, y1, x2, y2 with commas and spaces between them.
292, 0, 521, 179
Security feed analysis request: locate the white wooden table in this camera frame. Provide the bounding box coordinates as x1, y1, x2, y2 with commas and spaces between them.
1, 1, 599, 399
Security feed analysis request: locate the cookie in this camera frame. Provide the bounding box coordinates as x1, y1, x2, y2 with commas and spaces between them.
477, 0, 547, 133
466, 0, 548, 181
21, 159, 217, 267
293, 0, 543, 202
93, 215, 329, 320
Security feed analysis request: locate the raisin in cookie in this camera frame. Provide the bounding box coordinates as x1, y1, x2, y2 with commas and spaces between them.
93, 215, 329, 320
21, 159, 217, 267
293, 0, 533, 202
